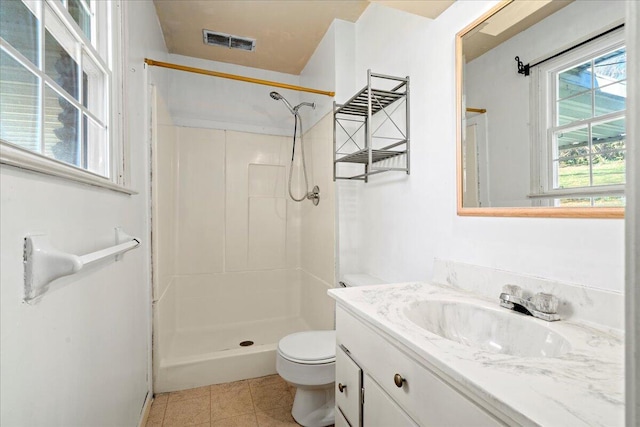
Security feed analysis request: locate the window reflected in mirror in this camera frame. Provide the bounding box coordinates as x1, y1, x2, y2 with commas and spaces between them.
457, 0, 626, 217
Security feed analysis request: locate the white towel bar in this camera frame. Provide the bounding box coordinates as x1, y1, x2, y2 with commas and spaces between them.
23, 227, 140, 302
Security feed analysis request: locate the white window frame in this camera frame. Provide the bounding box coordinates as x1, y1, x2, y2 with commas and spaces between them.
530, 27, 625, 204
0, 0, 132, 194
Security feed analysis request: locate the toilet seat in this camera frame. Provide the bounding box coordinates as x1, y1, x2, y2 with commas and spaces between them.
278, 330, 336, 365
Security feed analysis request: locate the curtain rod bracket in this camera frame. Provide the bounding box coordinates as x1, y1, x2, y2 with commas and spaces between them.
515, 56, 530, 76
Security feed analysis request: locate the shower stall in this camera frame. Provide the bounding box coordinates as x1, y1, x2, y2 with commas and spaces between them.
149, 76, 336, 392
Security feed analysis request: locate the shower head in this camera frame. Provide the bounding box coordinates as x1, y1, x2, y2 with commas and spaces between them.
270, 91, 296, 115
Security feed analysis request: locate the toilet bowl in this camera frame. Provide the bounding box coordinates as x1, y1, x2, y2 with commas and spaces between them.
276, 274, 386, 427
276, 330, 336, 427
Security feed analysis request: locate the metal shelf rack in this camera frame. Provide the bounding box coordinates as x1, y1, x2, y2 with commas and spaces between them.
333, 70, 410, 182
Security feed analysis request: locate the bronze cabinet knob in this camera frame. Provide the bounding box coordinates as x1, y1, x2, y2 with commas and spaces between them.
338, 383, 347, 393
394, 373, 405, 388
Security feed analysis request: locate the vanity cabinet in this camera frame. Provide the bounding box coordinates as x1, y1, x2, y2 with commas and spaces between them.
335, 345, 362, 426
339, 344, 416, 427
335, 306, 505, 427
362, 374, 418, 427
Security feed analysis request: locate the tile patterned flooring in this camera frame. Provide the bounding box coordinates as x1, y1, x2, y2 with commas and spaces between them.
147, 375, 306, 427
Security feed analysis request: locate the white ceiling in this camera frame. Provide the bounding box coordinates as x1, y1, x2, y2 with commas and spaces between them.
463, 0, 573, 62
153, 0, 455, 75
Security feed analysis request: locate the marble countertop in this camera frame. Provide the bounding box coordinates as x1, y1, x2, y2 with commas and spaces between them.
328, 282, 624, 427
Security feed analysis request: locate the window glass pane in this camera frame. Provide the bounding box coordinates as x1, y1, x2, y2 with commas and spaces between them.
591, 118, 625, 186
591, 117, 625, 152
557, 144, 589, 160
44, 29, 79, 101
594, 80, 626, 116
557, 198, 592, 207
68, 0, 91, 40
0, 0, 40, 66
554, 127, 590, 189
558, 81, 589, 100
592, 154, 625, 186
557, 92, 592, 125
555, 126, 588, 157
558, 60, 592, 97
84, 115, 107, 176
557, 196, 623, 207
0, 49, 40, 151
82, 51, 105, 119
593, 196, 625, 207
592, 48, 626, 83
557, 92, 592, 126
556, 156, 591, 189
44, 84, 80, 166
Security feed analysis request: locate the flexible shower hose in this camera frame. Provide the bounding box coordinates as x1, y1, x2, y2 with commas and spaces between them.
288, 114, 310, 202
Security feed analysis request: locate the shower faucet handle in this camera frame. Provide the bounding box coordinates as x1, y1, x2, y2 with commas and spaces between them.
306, 185, 320, 206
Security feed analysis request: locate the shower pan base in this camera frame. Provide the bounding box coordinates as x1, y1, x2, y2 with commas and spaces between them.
156, 316, 311, 392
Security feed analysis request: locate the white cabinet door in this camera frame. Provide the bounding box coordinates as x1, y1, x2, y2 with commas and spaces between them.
363, 374, 418, 427
335, 407, 351, 427
336, 345, 362, 426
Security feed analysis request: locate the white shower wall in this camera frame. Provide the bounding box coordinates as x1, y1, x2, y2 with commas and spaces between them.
300, 114, 337, 327
153, 110, 335, 391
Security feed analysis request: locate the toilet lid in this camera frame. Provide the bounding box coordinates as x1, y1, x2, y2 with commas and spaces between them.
278, 330, 336, 363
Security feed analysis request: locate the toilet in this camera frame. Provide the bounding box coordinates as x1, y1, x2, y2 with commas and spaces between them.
276, 274, 386, 427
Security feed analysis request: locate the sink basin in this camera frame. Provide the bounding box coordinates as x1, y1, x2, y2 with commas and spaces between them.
404, 300, 571, 358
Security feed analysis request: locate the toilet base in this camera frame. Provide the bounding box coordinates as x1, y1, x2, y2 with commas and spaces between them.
291, 386, 335, 427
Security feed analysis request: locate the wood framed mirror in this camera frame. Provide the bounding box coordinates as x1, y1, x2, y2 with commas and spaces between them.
456, 0, 626, 218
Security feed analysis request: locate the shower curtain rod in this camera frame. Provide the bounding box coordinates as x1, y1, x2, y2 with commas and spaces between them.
144, 58, 335, 97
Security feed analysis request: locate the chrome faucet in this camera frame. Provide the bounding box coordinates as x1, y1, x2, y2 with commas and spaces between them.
499, 285, 560, 322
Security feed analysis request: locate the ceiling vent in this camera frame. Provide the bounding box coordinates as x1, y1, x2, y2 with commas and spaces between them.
203, 30, 256, 52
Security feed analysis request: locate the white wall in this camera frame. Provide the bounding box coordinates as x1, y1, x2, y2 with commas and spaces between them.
299, 114, 337, 329
465, 1, 626, 206
298, 19, 357, 125
166, 53, 303, 136
336, 4, 433, 282
0, 1, 167, 425
299, 21, 336, 126
337, 1, 625, 294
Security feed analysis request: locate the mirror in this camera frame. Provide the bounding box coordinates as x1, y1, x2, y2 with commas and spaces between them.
456, 0, 626, 218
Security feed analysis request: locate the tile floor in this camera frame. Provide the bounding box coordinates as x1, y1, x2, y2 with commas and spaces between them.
147, 374, 320, 427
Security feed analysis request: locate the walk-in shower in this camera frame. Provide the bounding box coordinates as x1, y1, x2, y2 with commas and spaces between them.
270, 91, 320, 205
150, 80, 335, 392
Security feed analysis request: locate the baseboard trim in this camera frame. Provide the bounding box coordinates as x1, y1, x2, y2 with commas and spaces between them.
138, 392, 153, 427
